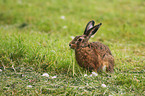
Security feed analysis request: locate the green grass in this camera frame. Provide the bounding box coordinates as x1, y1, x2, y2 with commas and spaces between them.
0, 0, 145, 95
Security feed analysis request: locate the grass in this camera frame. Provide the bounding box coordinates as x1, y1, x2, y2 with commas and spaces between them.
0, 0, 145, 95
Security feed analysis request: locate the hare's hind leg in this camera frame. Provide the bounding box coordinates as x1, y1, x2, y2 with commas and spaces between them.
106, 56, 114, 73
108, 63, 114, 72
102, 61, 114, 73
103, 54, 114, 73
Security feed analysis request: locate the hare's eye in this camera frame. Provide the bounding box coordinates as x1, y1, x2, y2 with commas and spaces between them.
78, 38, 82, 41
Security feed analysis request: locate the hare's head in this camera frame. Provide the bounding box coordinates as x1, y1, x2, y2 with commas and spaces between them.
69, 20, 102, 49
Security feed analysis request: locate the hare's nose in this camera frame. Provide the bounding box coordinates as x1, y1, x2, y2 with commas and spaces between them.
69, 44, 71, 47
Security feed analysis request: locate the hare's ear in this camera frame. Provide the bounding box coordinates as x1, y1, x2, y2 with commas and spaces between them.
85, 23, 102, 37
84, 20, 95, 35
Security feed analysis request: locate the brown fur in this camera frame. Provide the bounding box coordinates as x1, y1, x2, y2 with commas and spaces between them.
69, 20, 114, 72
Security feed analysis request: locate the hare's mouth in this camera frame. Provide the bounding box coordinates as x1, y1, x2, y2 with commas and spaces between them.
69, 44, 76, 49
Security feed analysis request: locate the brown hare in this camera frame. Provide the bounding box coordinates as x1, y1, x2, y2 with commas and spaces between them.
69, 20, 114, 73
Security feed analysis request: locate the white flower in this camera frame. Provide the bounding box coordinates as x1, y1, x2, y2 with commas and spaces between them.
92, 72, 98, 77
50, 50, 56, 53
89, 74, 92, 77
63, 26, 67, 29
101, 84, 107, 87
79, 86, 85, 89
70, 36, 75, 39
0, 69, 2, 72
101, 33, 104, 36
60, 16, 65, 20
84, 74, 88, 77
18, 0, 22, 4
22, 74, 24, 76
51, 76, 57, 79
42, 73, 49, 77
27, 85, 32, 88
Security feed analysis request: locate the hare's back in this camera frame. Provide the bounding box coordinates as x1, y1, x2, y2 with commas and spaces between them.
90, 42, 112, 57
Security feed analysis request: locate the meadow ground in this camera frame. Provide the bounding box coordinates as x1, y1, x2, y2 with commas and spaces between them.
0, 0, 145, 95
